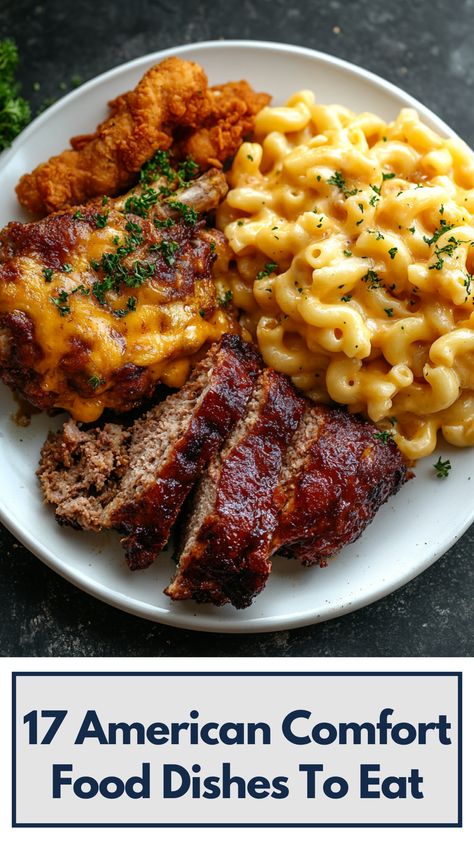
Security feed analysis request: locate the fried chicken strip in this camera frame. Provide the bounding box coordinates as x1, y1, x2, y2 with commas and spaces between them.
15, 57, 210, 215
15, 60, 271, 216
172, 81, 271, 169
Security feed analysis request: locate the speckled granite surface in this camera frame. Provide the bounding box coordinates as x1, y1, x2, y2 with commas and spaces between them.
0, 0, 473, 656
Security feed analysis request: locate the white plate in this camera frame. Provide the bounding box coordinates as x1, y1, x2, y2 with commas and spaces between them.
1, 40, 473, 633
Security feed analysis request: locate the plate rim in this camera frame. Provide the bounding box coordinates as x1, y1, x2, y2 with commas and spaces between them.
1, 38, 472, 633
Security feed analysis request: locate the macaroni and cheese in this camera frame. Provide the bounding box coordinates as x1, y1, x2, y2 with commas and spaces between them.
216, 90, 474, 459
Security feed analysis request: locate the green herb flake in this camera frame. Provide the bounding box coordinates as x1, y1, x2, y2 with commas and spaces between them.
424, 222, 454, 247
384, 307, 394, 317
433, 456, 451, 479
154, 239, 180, 267
124, 187, 159, 218
73, 209, 84, 220
88, 374, 105, 390
62, 263, 73, 273
42, 267, 53, 282
166, 200, 198, 225
343, 249, 352, 257
374, 430, 394, 444
94, 212, 109, 228
218, 289, 233, 308
154, 217, 174, 229
382, 172, 396, 180
327, 170, 357, 198
362, 270, 383, 289
388, 247, 398, 260
256, 262, 278, 280
51, 290, 70, 316
341, 294, 353, 302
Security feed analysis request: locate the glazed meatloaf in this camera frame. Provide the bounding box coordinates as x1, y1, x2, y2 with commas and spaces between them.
165, 368, 305, 608
38, 334, 408, 607
38, 334, 261, 569
272, 404, 408, 566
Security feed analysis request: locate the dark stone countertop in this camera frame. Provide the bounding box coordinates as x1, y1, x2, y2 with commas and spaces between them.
1, 0, 473, 656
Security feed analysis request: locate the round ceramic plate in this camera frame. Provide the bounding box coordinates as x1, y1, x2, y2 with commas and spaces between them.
1, 40, 473, 633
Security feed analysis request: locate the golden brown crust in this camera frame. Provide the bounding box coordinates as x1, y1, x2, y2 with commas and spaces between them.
15, 58, 210, 215
15, 61, 271, 216
173, 81, 272, 169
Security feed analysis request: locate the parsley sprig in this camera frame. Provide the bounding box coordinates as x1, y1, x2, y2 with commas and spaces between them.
326, 171, 358, 198
0, 39, 30, 152
433, 457, 451, 478
256, 262, 278, 280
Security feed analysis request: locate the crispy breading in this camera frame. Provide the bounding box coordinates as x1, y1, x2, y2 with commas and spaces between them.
173, 81, 271, 169
15, 58, 210, 215
15, 60, 271, 217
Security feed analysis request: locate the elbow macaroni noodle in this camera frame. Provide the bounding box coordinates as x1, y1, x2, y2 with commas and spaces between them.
215, 90, 474, 459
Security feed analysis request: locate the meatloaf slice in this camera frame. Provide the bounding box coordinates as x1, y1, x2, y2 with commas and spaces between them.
37, 418, 130, 531
165, 368, 305, 608
103, 333, 261, 569
272, 405, 408, 566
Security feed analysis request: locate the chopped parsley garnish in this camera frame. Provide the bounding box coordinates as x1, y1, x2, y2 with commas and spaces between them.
113, 297, 137, 318
341, 294, 352, 302
423, 221, 454, 247
152, 239, 179, 267
73, 209, 84, 220
256, 262, 278, 279
433, 456, 451, 478
166, 200, 198, 225
247, 154, 254, 161
199, 309, 206, 318
237, 220, 245, 226
124, 186, 159, 217
62, 263, 73, 273
138, 149, 198, 190
327, 170, 358, 198
384, 307, 394, 317
382, 172, 396, 180
374, 430, 394, 444
102, 195, 109, 207
428, 235, 464, 270
463, 272, 473, 299
343, 249, 352, 257
88, 375, 105, 390
362, 269, 383, 289
218, 289, 233, 308
51, 290, 70, 316
388, 247, 398, 260
42, 267, 53, 282
154, 217, 174, 229
94, 212, 109, 228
